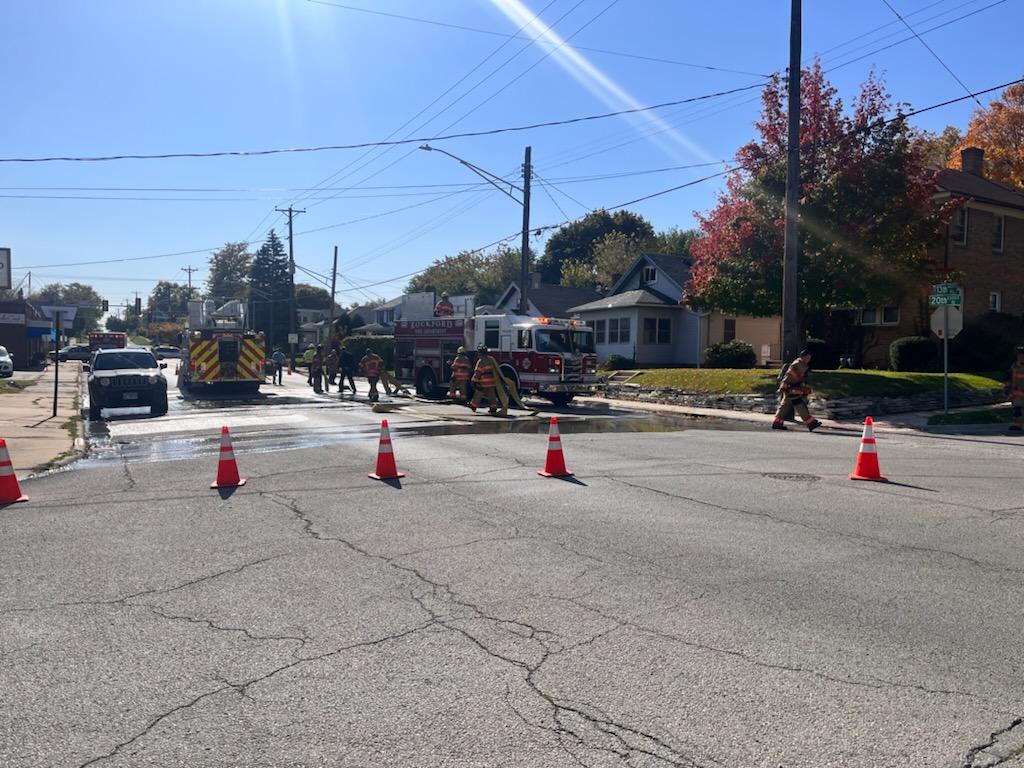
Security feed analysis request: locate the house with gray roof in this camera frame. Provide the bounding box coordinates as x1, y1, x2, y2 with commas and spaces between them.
495, 274, 601, 318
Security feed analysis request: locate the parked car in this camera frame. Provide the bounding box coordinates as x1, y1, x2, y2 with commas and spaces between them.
85, 348, 169, 419
0, 346, 13, 378
50, 344, 92, 363
152, 345, 181, 359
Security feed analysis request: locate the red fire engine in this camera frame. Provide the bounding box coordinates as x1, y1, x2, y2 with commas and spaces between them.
87, 331, 127, 352
393, 313, 598, 406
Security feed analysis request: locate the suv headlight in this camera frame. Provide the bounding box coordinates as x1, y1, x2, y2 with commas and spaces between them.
99, 378, 111, 387
148, 375, 159, 384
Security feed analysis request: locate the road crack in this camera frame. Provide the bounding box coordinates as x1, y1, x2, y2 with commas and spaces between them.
962, 717, 1024, 767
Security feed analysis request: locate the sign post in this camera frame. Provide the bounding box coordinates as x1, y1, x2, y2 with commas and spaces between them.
0, 247, 11, 291
929, 285, 963, 414
40, 305, 79, 420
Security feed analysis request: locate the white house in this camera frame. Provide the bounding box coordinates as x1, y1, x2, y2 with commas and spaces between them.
568, 253, 703, 366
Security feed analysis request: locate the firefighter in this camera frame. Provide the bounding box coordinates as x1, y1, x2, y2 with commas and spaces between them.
470, 344, 501, 415
1008, 345, 1024, 432
339, 345, 356, 394
360, 348, 384, 402
309, 345, 324, 394
772, 348, 822, 432
434, 292, 455, 317
448, 346, 471, 401
324, 348, 339, 393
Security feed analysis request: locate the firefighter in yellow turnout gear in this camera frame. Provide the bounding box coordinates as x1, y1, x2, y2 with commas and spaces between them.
470, 344, 503, 415
1008, 345, 1024, 433
772, 348, 823, 432
448, 346, 471, 401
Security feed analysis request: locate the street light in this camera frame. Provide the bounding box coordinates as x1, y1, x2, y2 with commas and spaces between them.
420, 144, 533, 315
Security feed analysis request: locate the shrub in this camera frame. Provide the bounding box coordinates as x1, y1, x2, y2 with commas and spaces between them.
600, 354, 635, 371
341, 335, 394, 369
704, 340, 756, 368
889, 336, 937, 372
951, 312, 1023, 372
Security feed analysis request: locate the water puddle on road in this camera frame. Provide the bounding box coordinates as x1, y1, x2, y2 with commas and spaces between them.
72, 410, 755, 469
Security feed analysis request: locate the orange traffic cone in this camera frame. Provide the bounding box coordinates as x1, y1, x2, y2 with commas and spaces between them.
369, 419, 405, 480
211, 426, 246, 489
0, 439, 29, 503
849, 416, 888, 482
538, 416, 573, 478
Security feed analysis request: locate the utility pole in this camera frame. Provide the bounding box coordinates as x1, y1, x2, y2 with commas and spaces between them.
182, 265, 198, 300
275, 206, 305, 366
519, 146, 532, 315
781, 0, 802, 362
329, 245, 338, 340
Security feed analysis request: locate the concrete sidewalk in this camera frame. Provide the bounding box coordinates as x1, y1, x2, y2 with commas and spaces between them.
0, 363, 81, 474
581, 395, 1017, 436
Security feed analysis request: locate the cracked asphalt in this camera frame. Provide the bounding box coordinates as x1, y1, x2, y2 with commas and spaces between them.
2, 417, 1024, 767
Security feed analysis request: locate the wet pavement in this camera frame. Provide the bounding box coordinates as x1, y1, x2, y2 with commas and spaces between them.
74, 367, 756, 471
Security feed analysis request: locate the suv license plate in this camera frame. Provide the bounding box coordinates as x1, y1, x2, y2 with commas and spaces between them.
122, 392, 139, 401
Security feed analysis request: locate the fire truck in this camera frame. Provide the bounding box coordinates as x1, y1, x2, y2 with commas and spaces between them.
88, 331, 127, 352
393, 313, 598, 406
179, 300, 265, 394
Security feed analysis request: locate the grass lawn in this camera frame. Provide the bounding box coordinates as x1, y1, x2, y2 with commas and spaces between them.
130, 335, 152, 345
0, 379, 35, 395
928, 406, 1012, 426
628, 368, 1005, 398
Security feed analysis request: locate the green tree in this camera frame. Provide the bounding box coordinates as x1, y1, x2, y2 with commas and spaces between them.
559, 258, 596, 288
688, 64, 952, 323
537, 209, 654, 283
30, 281, 104, 336
650, 227, 699, 257
592, 231, 647, 288
918, 125, 962, 168
248, 230, 292, 347
146, 281, 191, 321
294, 282, 332, 310
407, 244, 532, 305
207, 242, 251, 300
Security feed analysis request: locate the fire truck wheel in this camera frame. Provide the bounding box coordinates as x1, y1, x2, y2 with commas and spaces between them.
416, 368, 438, 397
499, 365, 519, 391
545, 393, 575, 408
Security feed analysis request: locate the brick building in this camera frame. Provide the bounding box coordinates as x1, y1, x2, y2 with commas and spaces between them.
0, 299, 52, 370
858, 148, 1024, 366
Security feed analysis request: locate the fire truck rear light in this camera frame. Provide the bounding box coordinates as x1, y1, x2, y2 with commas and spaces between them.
553, 358, 561, 365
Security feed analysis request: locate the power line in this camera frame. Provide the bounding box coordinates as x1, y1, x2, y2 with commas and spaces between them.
16, 76, 1024, 274
0, 84, 768, 164
303, 0, 770, 78
879, 0, 983, 107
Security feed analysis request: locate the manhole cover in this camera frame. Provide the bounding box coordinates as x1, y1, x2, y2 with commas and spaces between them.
762, 472, 821, 482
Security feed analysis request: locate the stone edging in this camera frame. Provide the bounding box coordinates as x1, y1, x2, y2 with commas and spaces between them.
600, 383, 1006, 419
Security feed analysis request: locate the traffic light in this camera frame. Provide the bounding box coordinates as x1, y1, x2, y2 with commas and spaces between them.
101, 299, 109, 313
146, 311, 153, 323
170, 312, 177, 321
134, 297, 142, 316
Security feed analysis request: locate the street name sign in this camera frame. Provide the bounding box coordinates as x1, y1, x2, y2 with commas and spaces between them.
929, 283, 962, 306
0, 248, 10, 290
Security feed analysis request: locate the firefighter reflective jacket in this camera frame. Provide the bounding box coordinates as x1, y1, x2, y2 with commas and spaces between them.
361, 353, 382, 377
779, 358, 812, 397
451, 354, 472, 381
472, 356, 497, 387
1011, 362, 1024, 399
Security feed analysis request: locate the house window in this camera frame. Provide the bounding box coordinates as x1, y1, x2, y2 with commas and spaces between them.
860, 306, 900, 326
642, 266, 657, 284
594, 319, 606, 344
607, 317, 631, 344
643, 317, 671, 344
484, 319, 500, 349
992, 215, 1004, 252
951, 207, 968, 245
989, 291, 1002, 312
724, 318, 736, 343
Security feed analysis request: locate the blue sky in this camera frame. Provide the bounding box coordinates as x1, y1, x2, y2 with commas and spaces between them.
3, 0, 1020, 307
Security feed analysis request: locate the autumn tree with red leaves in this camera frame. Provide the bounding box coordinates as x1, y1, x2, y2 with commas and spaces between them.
950, 81, 1024, 187
686, 63, 952, 323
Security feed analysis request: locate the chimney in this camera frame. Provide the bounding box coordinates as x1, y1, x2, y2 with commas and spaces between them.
530, 272, 542, 289
961, 147, 985, 177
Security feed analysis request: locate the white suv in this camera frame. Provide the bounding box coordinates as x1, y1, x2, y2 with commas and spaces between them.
0, 345, 13, 378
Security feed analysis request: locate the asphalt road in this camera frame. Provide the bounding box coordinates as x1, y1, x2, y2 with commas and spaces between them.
3, 379, 1024, 767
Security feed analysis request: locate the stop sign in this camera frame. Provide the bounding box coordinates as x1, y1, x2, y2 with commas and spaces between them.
931, 306, 963, 339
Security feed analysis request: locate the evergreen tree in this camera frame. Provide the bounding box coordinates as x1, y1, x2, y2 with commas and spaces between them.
248, 230, 293, 348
